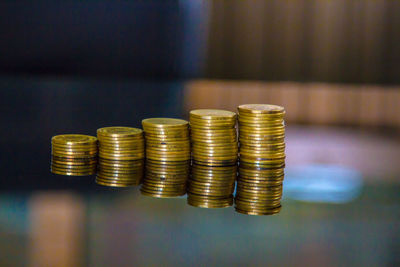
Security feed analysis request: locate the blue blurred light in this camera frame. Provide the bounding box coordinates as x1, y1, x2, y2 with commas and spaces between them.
283, 164, 363, 203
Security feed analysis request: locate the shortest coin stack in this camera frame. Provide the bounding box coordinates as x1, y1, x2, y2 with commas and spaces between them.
187, 164, 237, 208
51, 134, 98, 176
96, 127, 145, 187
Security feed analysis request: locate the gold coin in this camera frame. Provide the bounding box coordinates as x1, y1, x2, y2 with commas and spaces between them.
192, 154, 238, 160
141, 184, 186, 191
238, 114, 284, 121
187, 199, 232, 209
190, 136, 237, 142
99, 158, 144, 165
146, 144, 190, 150
190, 121, 236, 129
238, 120, 284, 127
239, 131, 285, 137
145, 158, 190, 165
51, 166, 97, 173
140, 190, 186, 198
191, 141, 237, 147
239, 135, 285, 142
142, 118, 189, 129
99, 154, 144, 161
146, 156, 190, 161
239, 168, 284, 176
238, 104, 285, 114
145, 163, 190, 171
239, 126, 285, 133
190, 109, 236, 120
51, 167, 96, 176
97, 126, 142, 137
192, 145, 237, 151
144, 135, 189, 142
235, 202, 282, 210
96, 176, 142, 183
191, 128, 236, 134
51, 143, 97, 151
99, 140, 144, 146
52, 134, 97, 146
193, 159, 237, 166
51, 155, 97, 162
95, 177, 141, 187
98, 149, 144, 155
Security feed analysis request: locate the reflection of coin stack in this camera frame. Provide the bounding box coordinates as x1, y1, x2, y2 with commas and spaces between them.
141, 118, 190, 197
236, 104, 285, 215
51, 134, 97, 176
96, 127, 144, 187
188, 164, 237, 208
188, 109, 238, 208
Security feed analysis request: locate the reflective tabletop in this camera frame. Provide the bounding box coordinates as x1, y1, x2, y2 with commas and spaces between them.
0, 76, 399, 266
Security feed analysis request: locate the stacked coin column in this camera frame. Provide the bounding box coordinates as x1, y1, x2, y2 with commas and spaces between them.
96, 127, 145, 187
51, 134, 98, 176
188, 109, 238, 208
141, 118, 190, 197
236, 104, 285, 215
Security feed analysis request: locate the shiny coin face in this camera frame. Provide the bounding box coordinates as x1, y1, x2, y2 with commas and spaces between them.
238, 104, 285, 114
142, 118, 189, 128
190, 109, 237, 120
52, 134, 97, 145
97, 127, 143, 137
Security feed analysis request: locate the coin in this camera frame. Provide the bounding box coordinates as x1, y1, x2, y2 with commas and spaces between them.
97, 127, 143, 138
142, 118, 189, 129
238, 104, 285, 114
52, 134, 97, 145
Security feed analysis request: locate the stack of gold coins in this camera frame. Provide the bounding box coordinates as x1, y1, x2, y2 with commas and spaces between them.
96, 127, 145, 187
187, 164, 237, 208
235, 104, 285, 215
51, 134, 97, 176
189, 109, 237, 166
141, 118, 190, 197
188, 109, 238, 208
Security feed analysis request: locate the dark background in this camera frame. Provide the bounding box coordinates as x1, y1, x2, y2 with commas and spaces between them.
1, 1, 400, 83
0, 1, 185, 79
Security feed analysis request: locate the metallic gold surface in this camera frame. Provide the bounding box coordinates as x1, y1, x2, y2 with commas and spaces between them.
190, 109, 238, 167
51, 134, 98, 176
235, 104, 285, 215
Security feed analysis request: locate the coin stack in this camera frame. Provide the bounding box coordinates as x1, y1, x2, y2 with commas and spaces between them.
96, 127, 145, 187
188, 109, 238, 208
190, 109, 238, 166
141, 118, 190, 197
187, 164, 237, 208
236, 104, 285, 215
51, 134, 98, 176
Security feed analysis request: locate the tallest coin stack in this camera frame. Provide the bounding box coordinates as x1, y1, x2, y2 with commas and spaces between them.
235, 104, 286, 215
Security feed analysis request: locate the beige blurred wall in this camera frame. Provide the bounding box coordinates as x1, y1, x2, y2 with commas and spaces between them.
184, 80, 400, 128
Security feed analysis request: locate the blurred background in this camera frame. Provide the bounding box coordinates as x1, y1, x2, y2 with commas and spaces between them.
0, 1, 399, 266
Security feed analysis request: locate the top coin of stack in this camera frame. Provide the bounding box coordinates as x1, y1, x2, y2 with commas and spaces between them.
51, 134, 98, 176
190, 109, 238, 166
96, 127, 145, 186
236, 104, 285, 215
142, 118, 190, 162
